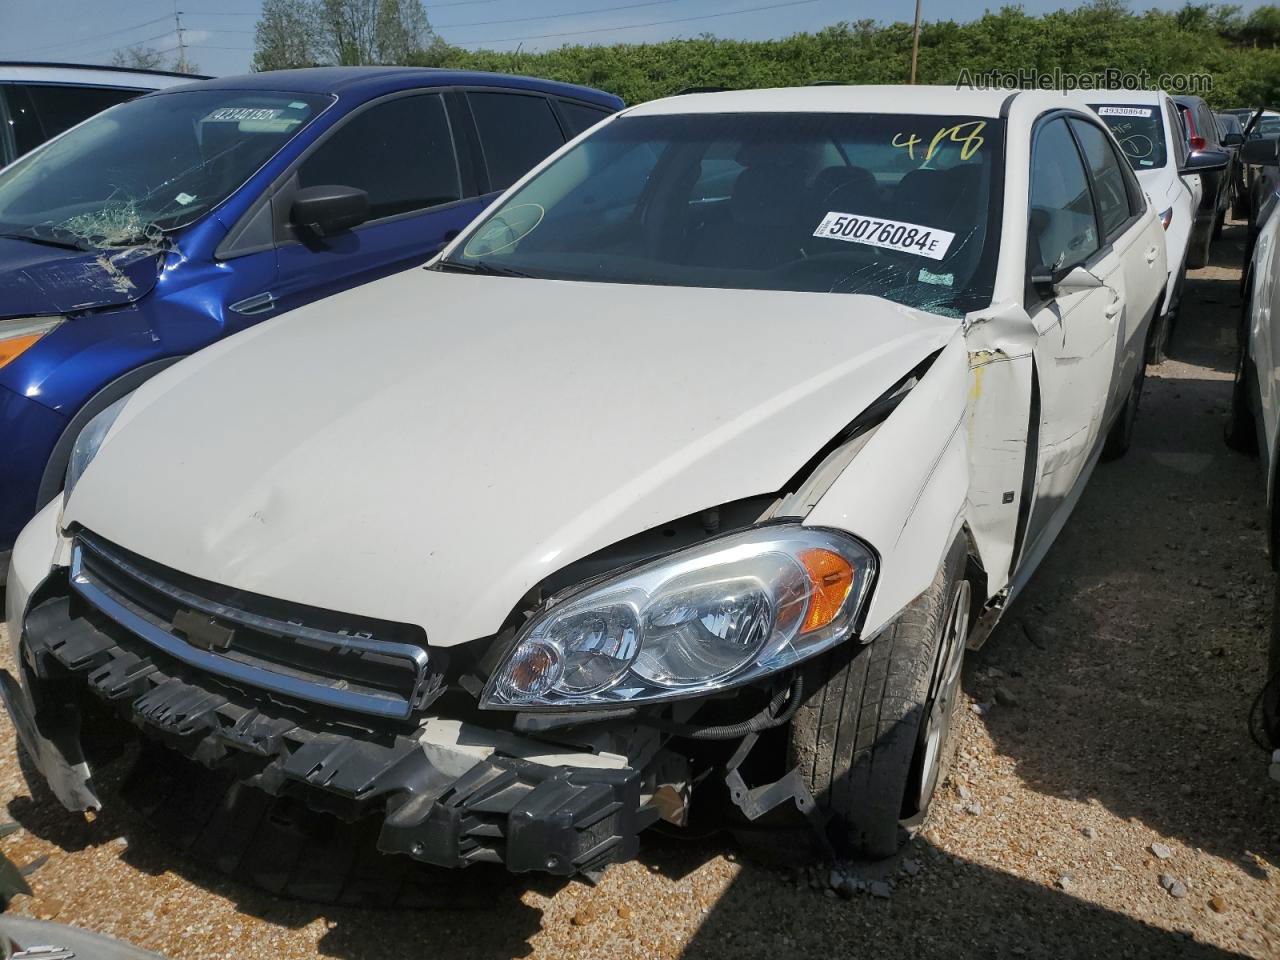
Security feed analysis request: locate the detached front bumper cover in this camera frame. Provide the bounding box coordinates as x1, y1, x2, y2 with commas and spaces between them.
7, 595, 650, 877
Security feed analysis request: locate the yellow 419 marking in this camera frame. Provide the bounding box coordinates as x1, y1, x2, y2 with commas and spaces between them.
892, 120, 987, 162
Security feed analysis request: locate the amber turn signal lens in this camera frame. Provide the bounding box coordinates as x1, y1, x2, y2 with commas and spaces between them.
798, 547, 855, 633
0, 316, 63, 369
0, 333, 45, 369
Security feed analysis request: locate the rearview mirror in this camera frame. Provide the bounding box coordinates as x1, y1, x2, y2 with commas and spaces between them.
1223, 131, 1245, 147
1241, 136, 1280, 167
1030, 264, 1103, 299
291, 184, 370, 236
1180, 148, 1231, 175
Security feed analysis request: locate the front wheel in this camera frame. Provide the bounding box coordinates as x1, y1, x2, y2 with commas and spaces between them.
788, 538, 969, 858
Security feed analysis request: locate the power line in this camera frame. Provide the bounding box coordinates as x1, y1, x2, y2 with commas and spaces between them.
0, 15, 170, 56
452, 0, 828, 47
438, 0, 681, 31
74, 31, 179, 61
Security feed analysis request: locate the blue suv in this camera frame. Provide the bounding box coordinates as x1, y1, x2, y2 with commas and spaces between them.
0, 67, 621, 573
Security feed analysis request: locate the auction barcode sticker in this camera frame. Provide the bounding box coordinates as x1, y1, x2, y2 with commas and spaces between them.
204, 107, 285, 122
1096, 106, 1153, 117
813, 211, 955, 261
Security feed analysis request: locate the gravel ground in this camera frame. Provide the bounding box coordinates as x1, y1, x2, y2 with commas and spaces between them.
3, 220, 1279, 959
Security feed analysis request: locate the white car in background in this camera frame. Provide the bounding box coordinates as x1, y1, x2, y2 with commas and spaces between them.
1228, 133, 1280, 751
0, 61, 200, 166
4, 86, 1168, 881
1079, 90, 1223, 362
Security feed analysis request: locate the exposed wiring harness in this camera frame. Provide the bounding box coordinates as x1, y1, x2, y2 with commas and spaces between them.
643, 674, 804, 741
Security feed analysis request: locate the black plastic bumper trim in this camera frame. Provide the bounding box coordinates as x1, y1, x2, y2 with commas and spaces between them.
13, 595, 645, 877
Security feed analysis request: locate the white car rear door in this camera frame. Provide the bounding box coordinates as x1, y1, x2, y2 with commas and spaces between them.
1068, 115, 1166, 389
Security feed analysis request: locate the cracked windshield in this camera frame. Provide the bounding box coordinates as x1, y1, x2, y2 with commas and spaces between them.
0, 90, 328, 250
442, 112, 1003, 317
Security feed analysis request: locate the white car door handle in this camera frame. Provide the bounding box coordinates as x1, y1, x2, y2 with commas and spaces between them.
1145, 245, 1160, 264
1104, 297, 1124, 319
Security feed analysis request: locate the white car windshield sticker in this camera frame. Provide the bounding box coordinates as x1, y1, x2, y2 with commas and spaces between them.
1097, 106, 1153, 117
813, 212, 956, 261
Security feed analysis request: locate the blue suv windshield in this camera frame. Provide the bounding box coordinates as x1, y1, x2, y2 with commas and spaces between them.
439, 112, 1005, 317
0, 89, 330, 249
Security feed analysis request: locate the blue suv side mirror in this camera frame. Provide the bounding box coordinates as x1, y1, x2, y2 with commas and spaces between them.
291, 185, 371, 236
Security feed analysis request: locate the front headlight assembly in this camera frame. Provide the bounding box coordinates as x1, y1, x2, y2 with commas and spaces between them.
0, 315, 62, 369
481, 525, 876, 710
64, 392, 134, 503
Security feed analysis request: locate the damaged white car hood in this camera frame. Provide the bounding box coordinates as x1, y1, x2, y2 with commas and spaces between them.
64, 268, 958, 646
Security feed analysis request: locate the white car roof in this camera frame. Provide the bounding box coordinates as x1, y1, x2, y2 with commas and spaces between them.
627, 85, 1019, 118
0, 62, 195, 90
1068, 89, 1170, 107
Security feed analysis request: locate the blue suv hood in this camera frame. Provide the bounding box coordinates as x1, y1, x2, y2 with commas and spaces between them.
0, 238, 164, 318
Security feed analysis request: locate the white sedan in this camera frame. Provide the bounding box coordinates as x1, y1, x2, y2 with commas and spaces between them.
3, 85, 1168, 880
1228, 132, 1280, 752
1077, 90, 1222, 362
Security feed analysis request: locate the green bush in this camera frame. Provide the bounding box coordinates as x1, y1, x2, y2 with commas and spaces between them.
404, 3, 1280, 108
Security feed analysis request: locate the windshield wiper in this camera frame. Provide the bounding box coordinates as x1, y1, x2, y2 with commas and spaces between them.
434, 259, 534, 279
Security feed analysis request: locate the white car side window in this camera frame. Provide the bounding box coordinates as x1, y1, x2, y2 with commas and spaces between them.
1029, 117, 1099, 272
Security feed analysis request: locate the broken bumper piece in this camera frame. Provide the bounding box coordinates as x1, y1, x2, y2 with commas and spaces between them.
8, 595, 649, 877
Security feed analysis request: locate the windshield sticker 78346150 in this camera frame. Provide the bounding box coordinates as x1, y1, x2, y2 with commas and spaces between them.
813, 212, 956, 261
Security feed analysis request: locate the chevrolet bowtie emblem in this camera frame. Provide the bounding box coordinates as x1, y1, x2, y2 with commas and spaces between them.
172, 609, 235, 651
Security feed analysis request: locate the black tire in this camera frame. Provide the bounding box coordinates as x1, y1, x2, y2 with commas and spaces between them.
1264, 578, 1280, 747
1102, 361, 1145, 461
1149, 264, 1186, 365
1213, 206, 1226, 241
788, 537, 969, 859
1187, 224, 1209, 270
1227, 283, 1260, 455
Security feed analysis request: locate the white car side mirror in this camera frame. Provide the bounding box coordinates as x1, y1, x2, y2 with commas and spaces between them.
1030, 264, 1104, 299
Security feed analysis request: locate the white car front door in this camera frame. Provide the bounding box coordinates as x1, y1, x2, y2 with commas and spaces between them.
1018, 115, 1124, 568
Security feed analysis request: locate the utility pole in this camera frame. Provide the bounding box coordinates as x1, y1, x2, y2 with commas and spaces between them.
910, 0, 922, 83
173, 1, 189, 73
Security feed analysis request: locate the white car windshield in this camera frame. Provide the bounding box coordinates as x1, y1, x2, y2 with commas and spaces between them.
440, 111, 1005, 317
0, 89, 330, 250
1090, 104, 1168, 170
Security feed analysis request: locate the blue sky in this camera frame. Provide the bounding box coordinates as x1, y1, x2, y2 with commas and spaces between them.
0, 0, 1272, 76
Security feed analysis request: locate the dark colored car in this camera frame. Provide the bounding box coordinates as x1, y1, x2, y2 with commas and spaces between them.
1241, 110, 1280, 238
1173, 95, 1240, 266
0, 67, 622, 580
1217, 112, 1247, 217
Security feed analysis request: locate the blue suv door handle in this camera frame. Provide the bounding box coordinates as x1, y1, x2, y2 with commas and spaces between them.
229, 292, 277, 316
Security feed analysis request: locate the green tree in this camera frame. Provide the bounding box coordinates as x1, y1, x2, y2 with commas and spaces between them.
253, 0, 319, 71
251, 0, 443, 70
112, 44, 200, 74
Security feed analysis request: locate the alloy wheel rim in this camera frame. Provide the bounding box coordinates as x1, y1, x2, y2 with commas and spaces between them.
917, 580, 971, 813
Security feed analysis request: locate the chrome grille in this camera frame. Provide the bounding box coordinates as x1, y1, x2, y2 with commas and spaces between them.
70, 532, 434, 721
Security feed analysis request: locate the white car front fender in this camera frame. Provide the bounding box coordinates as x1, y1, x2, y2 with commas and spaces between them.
803, 333, 973, 639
